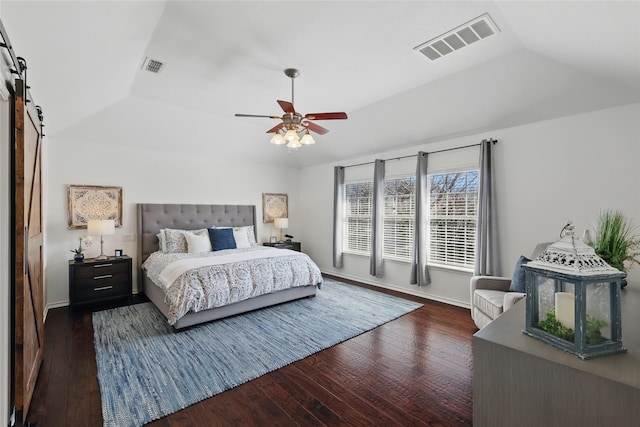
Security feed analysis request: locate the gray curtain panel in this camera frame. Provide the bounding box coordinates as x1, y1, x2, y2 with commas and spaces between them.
474, 139, 501, 276
333, 166, 345, 268
370, 159, 385, 278
410, 151, 431, 285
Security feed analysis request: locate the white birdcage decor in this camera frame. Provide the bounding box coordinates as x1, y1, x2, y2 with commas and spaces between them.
522, 222, 626, 360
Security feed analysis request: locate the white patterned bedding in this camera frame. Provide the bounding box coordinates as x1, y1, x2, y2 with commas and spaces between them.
142, 246, 323, 325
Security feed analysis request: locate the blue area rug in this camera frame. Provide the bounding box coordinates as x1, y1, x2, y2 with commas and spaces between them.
93, 278, 422, 427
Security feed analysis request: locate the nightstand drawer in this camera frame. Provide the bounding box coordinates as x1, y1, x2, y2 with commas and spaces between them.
75, 261, 129, 281
74, 279, 130, 301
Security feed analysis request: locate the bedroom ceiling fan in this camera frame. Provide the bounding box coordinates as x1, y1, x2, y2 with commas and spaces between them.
235, 68, 348, 149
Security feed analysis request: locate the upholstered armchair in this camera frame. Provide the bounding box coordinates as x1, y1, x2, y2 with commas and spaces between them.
470, 242, 551, 329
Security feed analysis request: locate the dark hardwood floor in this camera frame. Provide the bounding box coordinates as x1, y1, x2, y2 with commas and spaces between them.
27, 278, 477, 426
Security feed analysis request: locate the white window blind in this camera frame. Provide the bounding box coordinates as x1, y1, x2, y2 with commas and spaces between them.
344, 181, 372, 255
428, 170, 478, 269
383, 177, 415, 260
344, 177, 415, 260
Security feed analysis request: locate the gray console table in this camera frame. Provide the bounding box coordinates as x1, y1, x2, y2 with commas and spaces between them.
473, 286, 640, 426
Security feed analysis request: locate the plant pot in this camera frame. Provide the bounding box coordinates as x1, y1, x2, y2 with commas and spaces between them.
74, 253, 85, 262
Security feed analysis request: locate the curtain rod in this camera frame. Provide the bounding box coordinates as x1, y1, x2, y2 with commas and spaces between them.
340, 139, 497, 169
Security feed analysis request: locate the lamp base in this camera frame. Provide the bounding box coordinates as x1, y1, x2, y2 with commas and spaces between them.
95, 237, 109, 260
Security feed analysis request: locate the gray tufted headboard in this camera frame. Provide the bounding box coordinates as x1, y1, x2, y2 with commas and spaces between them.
136, 203, 257, 290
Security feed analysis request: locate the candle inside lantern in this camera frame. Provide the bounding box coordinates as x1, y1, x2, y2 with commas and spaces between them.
555, 292, 575, 329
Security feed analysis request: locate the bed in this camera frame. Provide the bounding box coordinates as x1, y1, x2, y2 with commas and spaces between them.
137, 203, 322, 329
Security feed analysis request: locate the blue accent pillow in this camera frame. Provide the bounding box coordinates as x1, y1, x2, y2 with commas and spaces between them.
208, 228, 237, 251
509, 255, 530, 293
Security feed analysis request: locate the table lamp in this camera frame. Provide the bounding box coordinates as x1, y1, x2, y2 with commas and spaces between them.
87, 219, 115, 260
274, 217, 288, 243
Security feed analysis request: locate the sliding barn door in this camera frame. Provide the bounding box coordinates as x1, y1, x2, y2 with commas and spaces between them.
13, 78, 44, 423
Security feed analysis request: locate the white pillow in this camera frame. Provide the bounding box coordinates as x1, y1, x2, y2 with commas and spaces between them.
161, 228, 208, 253
185, 232, 212, 253
233, 227, 251, 248
236, 225, 258, 247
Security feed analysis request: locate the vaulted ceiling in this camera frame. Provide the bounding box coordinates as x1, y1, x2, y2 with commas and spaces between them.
2, 1, 639, 167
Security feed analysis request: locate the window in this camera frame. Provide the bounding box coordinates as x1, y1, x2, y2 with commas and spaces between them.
383, 177, 415, 260
343, 168, 478, 269
344, 181, 372, 255
344, 177, 415, 260
428, 170, 478, 269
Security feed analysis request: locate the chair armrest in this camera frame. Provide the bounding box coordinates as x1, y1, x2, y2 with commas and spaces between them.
504, 292, 526, 311
470, 276, 512, 293
470, 276, 512, 318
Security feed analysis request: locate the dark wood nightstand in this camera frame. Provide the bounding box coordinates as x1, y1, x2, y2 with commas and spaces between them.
69, 256, 132, 309
263, 241, 301, 252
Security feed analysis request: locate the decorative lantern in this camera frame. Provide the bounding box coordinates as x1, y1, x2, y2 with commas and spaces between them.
522, 222, 626, 359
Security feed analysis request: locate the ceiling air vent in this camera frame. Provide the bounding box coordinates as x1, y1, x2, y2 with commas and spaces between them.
141, 57, 165, 74
414, 13, 500, 61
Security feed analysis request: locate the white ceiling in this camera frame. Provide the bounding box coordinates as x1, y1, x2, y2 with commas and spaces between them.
2, 0, 639, 168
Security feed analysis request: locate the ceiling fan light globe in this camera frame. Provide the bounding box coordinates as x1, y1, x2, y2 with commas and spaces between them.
284, 129, 298, 143
300, 133, 315, 145
287, 139, 302, 149
270, 133, 286, 145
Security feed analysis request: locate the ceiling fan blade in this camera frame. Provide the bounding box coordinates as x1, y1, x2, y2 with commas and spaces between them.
277, 100, 296, 114
304, 112, 348, 120
265, 123, 284, 133
235, 113, 281, 119
302, 121, 330, 135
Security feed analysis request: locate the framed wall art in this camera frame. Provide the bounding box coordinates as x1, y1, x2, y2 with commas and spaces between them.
67, 185, 123, 229
262, 193, 288, 223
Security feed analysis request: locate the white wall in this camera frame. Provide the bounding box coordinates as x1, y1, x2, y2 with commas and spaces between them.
299, 103, 640, 307
44, 138, 301, 310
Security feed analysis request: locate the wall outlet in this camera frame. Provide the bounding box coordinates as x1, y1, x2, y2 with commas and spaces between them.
121, 234, 136, 242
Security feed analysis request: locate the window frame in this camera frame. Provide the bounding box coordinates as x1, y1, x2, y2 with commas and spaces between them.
343, 175, 416, 261
341, 165, 479, 271
426, 168, 479, 271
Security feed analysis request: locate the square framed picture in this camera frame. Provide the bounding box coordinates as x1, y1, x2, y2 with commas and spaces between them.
114, 249, 123, 258
67, 185, 122, 229
269, 236, 277, 244
262, 193, 288, 223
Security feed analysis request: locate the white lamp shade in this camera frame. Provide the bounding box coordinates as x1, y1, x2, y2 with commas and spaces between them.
300, 132, 315, 145
270, 133, 286, 145
284, 129, 298, 143
274, 218, 288, 229
287, 138, 302, 149
87, 219, 115, 236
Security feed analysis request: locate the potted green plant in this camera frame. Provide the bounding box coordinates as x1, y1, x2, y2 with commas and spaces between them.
71, 235, 92, 262
591, 209, 640, 288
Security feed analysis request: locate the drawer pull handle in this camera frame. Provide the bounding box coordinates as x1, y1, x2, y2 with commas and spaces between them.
94, 285, 113, 291
94, 274, 113, 280
94, 264, 113, 268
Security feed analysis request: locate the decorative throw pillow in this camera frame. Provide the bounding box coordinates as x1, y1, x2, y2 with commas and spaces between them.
156, 232, 165, 252
208, 227, 237, 251
238, 225, 258, 247
509, 255, 531, 293
233, 227, 251, 249
162, 228, 208, 253
185, 232, 212, 253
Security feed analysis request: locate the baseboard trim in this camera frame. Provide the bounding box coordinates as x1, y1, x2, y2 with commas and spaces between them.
320, 270, 471, 310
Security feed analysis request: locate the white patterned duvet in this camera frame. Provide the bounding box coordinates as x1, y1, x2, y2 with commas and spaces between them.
142, 246, 322, 325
